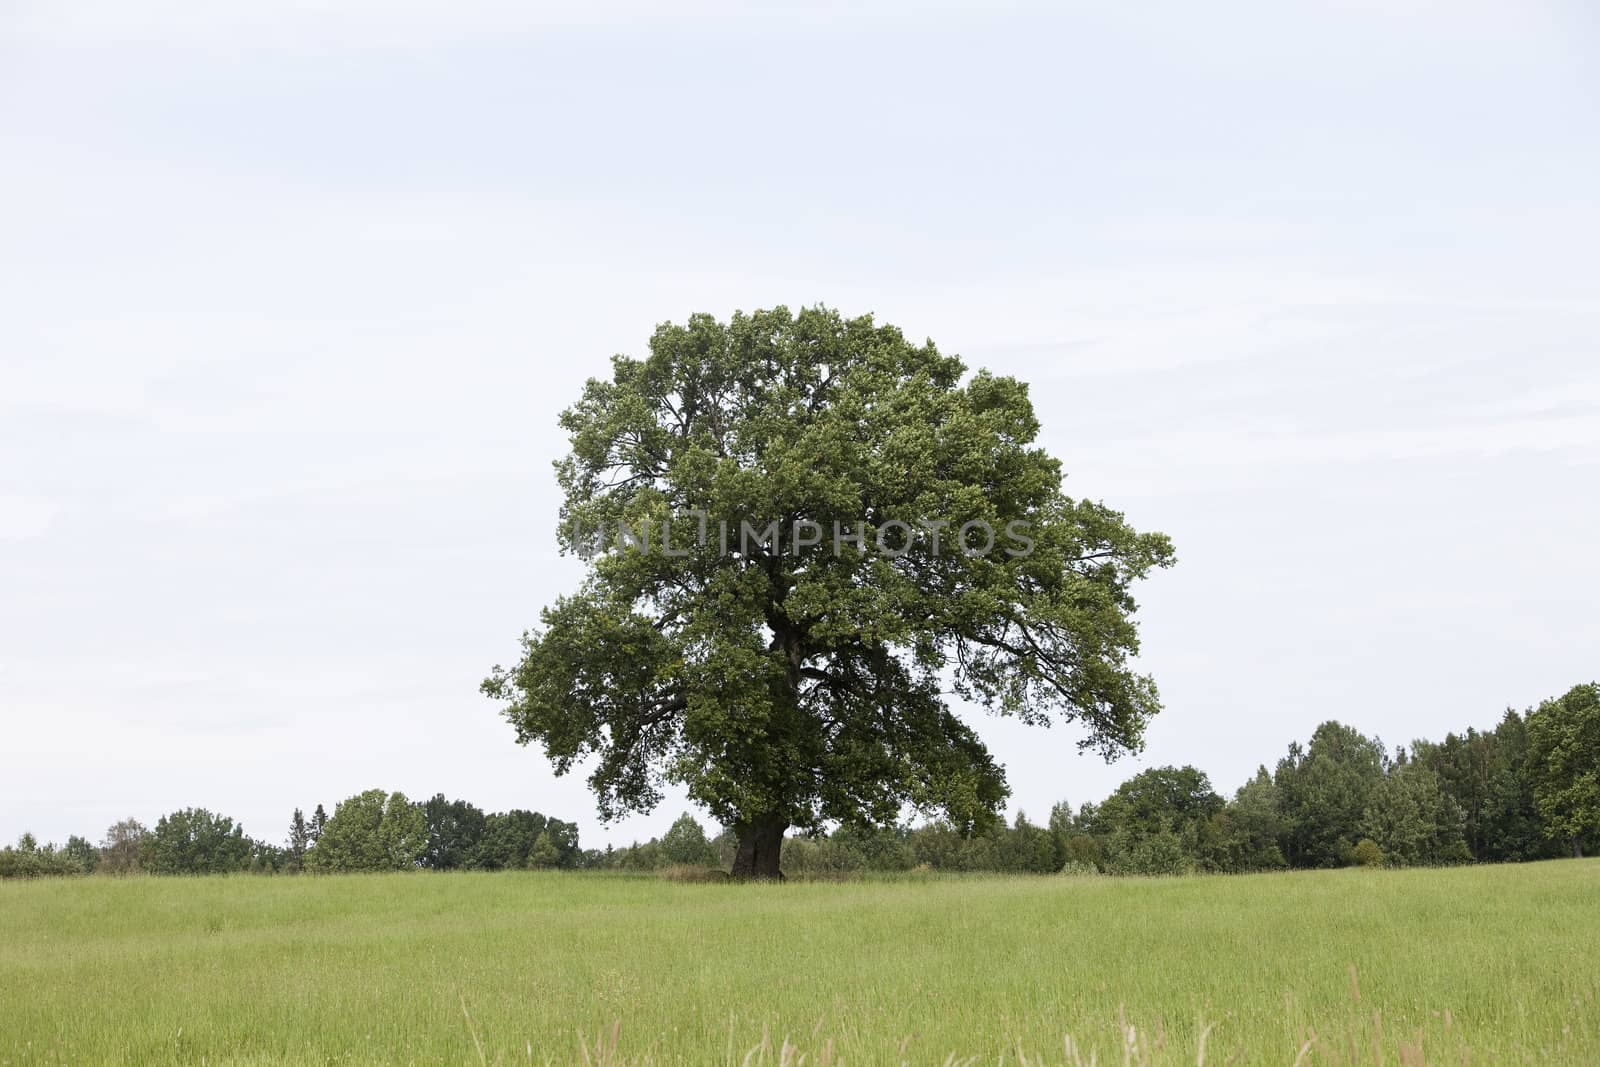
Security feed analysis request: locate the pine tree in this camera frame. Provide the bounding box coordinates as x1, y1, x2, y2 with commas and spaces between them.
309, 804, 328, 843
287, 808, 310, 872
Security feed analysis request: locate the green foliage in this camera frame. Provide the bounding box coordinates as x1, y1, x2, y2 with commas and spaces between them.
1360, 761, 1470, 867
1057, 859, 1101, 876
612, 839, 665, 871
1218, 768, 1287, 872
598, 816, 1064, 876
6, 683, 1594, 881
0, 834, 96, 878
472, 810, 542, 870
471, 810, 580, 870
62, 836, 100, 872
1102, 829, 1195, 876
141, 809, 255, 875
995, 812, 1059, 873
378, 794, 427, 869
98, 819, 146, 874
1085, 766, 1222, 875
1411, 711, 1561, 862
286, 809, 310, 873
1274, 722, 1388, 867
1092, 766, 1222, 835
484, 307, 1175, 868
249, 839, 288, 874
1352, 838, 1385, 867
1057, 831, 1105, 871
305, 790, 426, 873
1525, 682, 1600, 855
785, 825, 918, 875
527, 832, 562, 869
659, 813, 719, 867
419, 795, 488, 870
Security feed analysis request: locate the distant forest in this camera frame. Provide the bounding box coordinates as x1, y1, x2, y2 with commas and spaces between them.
4, 682, 1594, 879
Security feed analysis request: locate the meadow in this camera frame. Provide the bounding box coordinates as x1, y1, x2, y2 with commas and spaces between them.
2, 861, 1596, 1065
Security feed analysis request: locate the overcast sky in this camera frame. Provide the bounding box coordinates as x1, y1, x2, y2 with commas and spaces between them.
3, 1, 1597, 850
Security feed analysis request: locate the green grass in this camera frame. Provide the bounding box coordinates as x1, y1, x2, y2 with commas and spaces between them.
2, 861, 1596, 1065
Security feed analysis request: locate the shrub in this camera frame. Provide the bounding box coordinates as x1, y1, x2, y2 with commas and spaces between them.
1102, 830, 1195, 876
1352, 838, 1385, 867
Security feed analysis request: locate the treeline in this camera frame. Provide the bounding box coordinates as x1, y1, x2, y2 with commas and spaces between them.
602, 683, 1600, 876
0, 790, 583, 878
4, 683, 1594, 878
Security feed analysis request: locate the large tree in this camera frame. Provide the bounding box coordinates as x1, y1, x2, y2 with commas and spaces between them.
484, 307, 1174, 877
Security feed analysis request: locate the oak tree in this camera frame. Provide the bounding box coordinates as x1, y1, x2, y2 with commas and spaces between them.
484, 307, 1174, 877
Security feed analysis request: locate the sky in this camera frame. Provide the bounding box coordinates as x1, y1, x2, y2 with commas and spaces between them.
3, 1, 1597, 851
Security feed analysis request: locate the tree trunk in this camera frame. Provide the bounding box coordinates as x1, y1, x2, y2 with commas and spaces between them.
730, 815, 787, 880
1575, 838, 1585, 860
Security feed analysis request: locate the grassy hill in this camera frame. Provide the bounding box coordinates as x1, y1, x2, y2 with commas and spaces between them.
3, 861, 1596, 1064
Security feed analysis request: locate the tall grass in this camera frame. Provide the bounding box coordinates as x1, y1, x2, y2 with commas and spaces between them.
2, 861, 1595, 1064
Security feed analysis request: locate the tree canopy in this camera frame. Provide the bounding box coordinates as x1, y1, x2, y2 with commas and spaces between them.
1525, 682, 1600, 856
305, 790, 427, 873
141, 808, 254, 875
1274, 721, 1388, 868
660, 812, 720, 867
483, 306, 1175, 876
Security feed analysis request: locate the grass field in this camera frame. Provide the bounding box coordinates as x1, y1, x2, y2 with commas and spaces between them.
2, 861, 1596, 1065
